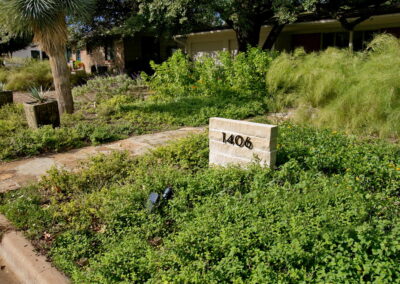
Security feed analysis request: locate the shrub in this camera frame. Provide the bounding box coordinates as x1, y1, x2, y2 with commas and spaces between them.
70, 70, 91, 87
267, 34, 400, 138
144, 48, 276, 100
73, 74, 146, 103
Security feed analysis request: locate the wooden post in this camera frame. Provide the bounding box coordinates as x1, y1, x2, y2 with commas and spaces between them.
349, 30, 354, 51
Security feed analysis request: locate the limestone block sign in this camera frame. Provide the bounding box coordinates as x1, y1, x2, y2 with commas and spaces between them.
209, 117, 278, 168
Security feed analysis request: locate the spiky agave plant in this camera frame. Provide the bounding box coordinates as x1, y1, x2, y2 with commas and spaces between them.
28, 86, 48, 103
0, 0, 95, 114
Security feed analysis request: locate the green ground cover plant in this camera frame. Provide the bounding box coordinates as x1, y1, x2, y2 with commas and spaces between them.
0, 124, 399, 283
267, 34, 400, 139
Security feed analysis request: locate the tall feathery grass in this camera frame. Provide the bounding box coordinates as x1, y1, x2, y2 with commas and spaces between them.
267, 34, 400, 138
0, 59, 53, 90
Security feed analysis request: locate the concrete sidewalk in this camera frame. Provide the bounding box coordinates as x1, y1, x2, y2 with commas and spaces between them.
0, 127, 204, 193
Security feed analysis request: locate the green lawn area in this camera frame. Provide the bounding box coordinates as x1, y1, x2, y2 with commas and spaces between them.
1, 123, 399, 283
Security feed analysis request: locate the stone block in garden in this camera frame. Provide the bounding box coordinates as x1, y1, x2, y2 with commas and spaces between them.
0, 91, 13, 107
23, 100, 60, 129
209, 117, 278, 168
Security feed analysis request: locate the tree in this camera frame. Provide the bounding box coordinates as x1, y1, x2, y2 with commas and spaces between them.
311, 0, 400, 49
69, 0, 141, 49
0, 0, 95, 114
139, 0, 308, 52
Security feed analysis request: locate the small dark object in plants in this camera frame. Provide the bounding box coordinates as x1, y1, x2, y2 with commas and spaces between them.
147, 192, 160, 212
162, 187, 173, 200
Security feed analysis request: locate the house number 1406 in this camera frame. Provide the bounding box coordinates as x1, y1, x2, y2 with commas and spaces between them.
222, 133, 253, 149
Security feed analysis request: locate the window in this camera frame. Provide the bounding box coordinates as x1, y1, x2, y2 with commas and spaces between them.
335, 32, 349, 48
322, 33, 334, 49
321, 30, 379, 51
31, 50, 40, 59
353, 31, 363, 51
76, 50, 81, 61
105, 43, 115, 61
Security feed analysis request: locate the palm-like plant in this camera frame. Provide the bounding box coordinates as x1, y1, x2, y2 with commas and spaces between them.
0, 0, 95, 114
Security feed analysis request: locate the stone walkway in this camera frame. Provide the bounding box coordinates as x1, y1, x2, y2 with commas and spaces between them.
0, 257, 20, 284
0, 127, 204, 193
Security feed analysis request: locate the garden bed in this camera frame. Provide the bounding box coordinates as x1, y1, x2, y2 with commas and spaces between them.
0, 71, 266, 161
2, 34, 400, 162
0, 124, 399, 282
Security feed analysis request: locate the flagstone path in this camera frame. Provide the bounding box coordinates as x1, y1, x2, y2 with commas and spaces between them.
0, 257, 20, 284
0, 127, 204, 193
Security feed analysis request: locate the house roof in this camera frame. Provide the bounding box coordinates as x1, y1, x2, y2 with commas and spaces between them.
175, 8, 400, 38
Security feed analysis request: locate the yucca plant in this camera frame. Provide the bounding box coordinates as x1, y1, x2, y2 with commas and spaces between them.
28, 86, 48, 103
0, 0, 95, 114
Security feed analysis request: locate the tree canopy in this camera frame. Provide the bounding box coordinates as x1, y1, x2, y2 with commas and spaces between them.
69, 0, 142, 49
0, 27, 31, 55
310, 0, 400, 31
138, 0, 310, 51
67, 0, 400, 52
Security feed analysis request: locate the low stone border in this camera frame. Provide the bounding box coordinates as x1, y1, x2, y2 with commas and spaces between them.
0, 215, 70, 284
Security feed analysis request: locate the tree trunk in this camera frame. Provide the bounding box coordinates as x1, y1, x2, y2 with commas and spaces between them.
262, 24, 285, 50
235, 24, 262, 52
349, 30, 354, 51
48, 46, 74, 114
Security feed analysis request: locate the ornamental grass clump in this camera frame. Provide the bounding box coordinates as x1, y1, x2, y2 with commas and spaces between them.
1, 59, 53, 91
267, 33, 400, 138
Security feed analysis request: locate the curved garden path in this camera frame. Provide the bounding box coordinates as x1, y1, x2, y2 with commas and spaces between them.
0, 127, 204, 193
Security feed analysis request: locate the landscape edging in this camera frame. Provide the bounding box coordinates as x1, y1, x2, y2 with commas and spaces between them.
0, 214, 70, 284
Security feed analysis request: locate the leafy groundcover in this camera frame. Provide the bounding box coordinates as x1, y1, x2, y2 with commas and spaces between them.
0, 124, 399, 283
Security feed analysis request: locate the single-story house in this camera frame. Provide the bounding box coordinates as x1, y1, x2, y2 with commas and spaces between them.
174, 13, 400, 58
8, 34, 177, 75
9, 13, 400, 73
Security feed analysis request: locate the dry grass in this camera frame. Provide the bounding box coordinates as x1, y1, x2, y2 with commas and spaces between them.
267, 34, 400, 138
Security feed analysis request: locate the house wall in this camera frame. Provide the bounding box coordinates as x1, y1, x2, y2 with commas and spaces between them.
71, 34, 177, 74
11, 45, 45, 60
71, 40, 125, 73
179, 13, 400, 58
124, 34, 178, 74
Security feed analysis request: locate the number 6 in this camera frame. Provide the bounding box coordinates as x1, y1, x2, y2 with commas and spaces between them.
245, 137, 253, 149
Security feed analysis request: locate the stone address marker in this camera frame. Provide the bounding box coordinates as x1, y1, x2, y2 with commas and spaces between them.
209, 117, 278, 168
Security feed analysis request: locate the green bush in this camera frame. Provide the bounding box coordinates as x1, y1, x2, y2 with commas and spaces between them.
1, 125, 399, 283
73, 74, 146, 103
70, 70, 91, 87
144, 48, 276, 100
267, 34, 400, 138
